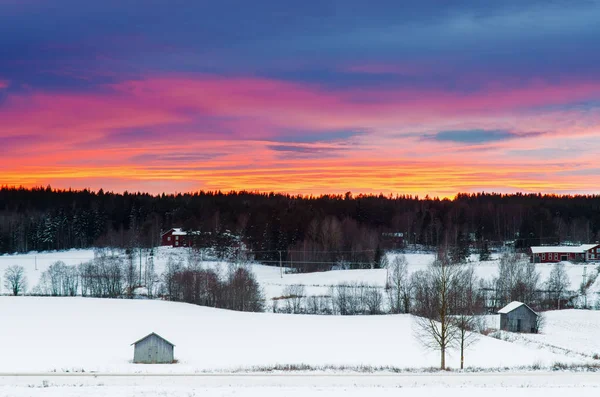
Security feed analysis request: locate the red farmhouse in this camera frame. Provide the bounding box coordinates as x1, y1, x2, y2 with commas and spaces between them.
530, 244, 600, 263
161, 228, 195, 247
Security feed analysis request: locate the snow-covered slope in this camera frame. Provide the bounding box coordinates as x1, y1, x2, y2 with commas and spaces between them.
2, 248, 599, 307
502, 309, 600, 359
0, 297, 586, 374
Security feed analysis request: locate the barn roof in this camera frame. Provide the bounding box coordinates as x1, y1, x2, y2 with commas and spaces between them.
131, 332, 175, 347
498, 301, 537, 315
530, 244, 599, 254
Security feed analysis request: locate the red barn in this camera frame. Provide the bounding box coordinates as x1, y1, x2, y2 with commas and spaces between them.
530, 244, 600, 263
161, 228, 194, 248
381, 232, 405, 250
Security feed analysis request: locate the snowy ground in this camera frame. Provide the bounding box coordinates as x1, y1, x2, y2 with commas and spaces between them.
0, 297, 591, 375
494, 309, 600, 360
2, 247, 599, 309
1, 373, 600, 396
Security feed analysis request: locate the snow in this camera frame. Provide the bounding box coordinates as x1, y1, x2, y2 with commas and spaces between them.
507, 309, 600, 359
530, 245, 598, 254
498, 301, 529, 314
1, 373, 600, 396
2, 247, 600, 307
0, 297, 586, 374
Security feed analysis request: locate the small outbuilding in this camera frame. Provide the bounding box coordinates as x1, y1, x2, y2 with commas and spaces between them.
131, 332, 175, 364
498, 301, 538, 333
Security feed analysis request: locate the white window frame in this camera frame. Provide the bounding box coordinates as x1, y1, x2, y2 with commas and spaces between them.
167, 236, 171, 242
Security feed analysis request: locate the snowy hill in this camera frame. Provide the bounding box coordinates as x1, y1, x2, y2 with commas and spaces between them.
495, 309, 600, 360
2, 248, 599, 309
0, 297, 587, 374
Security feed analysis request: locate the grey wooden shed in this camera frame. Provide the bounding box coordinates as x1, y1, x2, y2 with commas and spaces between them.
131, 332, 175, 364
498, 301, 538, 333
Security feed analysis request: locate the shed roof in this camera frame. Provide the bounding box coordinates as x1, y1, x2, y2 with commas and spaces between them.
131, 332, 175, 347
530, 244, 599, 254
498, 301, 537, 315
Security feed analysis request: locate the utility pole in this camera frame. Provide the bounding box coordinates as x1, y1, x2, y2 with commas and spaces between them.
279, 251, 283, 278
583, 266, 588, 308
139, 247, 143, 286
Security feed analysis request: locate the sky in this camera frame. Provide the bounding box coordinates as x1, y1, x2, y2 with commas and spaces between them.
2, 0, 600, 198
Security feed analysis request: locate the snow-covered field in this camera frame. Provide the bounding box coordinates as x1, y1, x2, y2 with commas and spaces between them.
1, 248, 600, 395
1, 247, 600, 383
0, 296, 592, 375
2, 247, 599, 308
2, 373, 600, 397
495, 309, 600, 360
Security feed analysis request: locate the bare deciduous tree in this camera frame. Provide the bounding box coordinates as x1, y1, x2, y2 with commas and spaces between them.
125, 249, 139, 297
331, 284, 350, 315
495, 252, 540, 308
144, 254, 159, 298
282, 284, 305, 313
225, 265, 264, 312
450, 266, 483, 369
535, 312, 546, 333
37, 261, 79, 296
304, 295, 331, 315
412, 256, 464, 370
387, 255, 411, 313
546, 262, 570, 309
451, 314, 483, 370
4, 265, 27, 296
365, 286, 383, 315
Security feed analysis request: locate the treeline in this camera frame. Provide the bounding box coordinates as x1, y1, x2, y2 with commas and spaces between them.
271, 253, 588, 315
3, 250, 591, 316
163, 261, 263, 312
2, 187, 600, 270
14, 247, 264, 312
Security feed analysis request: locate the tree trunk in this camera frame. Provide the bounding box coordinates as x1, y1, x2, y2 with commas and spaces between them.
441, 345, 446, 370
460, 339, 464, 370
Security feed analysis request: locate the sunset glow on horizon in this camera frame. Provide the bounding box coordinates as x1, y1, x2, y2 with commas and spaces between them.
2, 1, 600, 197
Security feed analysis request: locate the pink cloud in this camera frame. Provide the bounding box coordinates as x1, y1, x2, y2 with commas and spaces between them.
2, 73, 600, 196
3, 73, 599, 144
0, 80, 8, 89
109, 74, 600, 131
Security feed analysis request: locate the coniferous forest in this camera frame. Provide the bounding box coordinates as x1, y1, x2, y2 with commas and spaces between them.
1, 187, 600, 268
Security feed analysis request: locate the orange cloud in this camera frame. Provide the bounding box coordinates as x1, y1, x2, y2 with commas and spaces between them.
2, 73, 600, 197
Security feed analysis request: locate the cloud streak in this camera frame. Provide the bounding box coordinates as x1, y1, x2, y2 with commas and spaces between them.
423, 129, 545, 144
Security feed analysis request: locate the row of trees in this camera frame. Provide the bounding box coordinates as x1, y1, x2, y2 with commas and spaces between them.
163, 261, 263, 312
273, 252, 576, 315
3, 249, 577, 316
3, 188, 600, 266
28, 249, 160, 298
479, 253, 574, 311
4, 248, 264, 313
